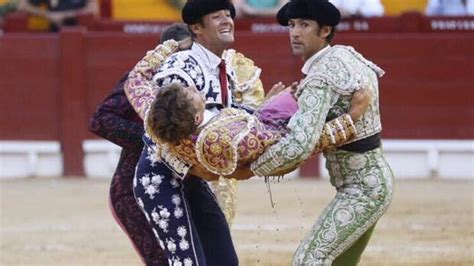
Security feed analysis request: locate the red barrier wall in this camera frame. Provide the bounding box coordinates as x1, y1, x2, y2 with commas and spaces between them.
0, 34, 61, 140
4, 13, 474, 34
1, 28, 473, 176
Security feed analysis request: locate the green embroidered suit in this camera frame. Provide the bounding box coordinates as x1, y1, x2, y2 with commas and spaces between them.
251, 45, 394, 265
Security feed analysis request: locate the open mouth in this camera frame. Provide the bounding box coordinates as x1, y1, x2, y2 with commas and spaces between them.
219, 29, 232, 35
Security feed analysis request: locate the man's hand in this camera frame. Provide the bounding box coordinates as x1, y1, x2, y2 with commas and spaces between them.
225, 167, 254, 180
265, 81, 286, 100
189, 165, 254, 181
188, 165, 220, 181
269, 164, 299, 177
288, 81, 299, 97
264, 81, 299, 102
47, 12, 66, 25
177, 37, 193, 51
348, 87, 373, 120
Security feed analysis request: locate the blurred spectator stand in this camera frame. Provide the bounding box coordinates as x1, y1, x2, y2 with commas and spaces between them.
234, 0, 286, 17
425, 0, 470, 16
111, 0, 181, 21
330, 0, 385, 17
1, 0, 98, 32
381, 0, 427, 16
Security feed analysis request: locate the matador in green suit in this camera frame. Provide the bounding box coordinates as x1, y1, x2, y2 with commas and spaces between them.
250, 0, 394, 265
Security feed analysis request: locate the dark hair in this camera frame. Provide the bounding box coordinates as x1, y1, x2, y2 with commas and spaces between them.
316, 23, 337, 44
326, 26, 336, 43
160, 23, 192, 43
146, 83, 198, 144
187, 19, 203, 39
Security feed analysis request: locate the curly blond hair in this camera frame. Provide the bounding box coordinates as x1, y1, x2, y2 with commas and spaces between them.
146, 83, 198, 144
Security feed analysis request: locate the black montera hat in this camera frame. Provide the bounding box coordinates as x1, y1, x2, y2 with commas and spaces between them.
276, 0, 341, 27
182, 0, 236, 25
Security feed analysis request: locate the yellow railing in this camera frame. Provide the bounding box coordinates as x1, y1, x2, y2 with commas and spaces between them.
112, 0, 181, 21
109, 0, 430, 21
382, 0, 428, 15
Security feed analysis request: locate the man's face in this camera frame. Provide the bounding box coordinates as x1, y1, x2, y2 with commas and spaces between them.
288, 19, 330, 61
193, 9, 234, 51
187, 86, 206, 125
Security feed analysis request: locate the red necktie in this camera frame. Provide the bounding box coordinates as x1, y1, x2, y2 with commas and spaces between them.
218, 60, 228, 107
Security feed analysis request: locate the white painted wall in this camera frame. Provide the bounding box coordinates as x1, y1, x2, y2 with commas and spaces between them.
82, 140, 121, 179
0, 141, 63, 179
319, 140, 474, 179
1, 140, 473, 179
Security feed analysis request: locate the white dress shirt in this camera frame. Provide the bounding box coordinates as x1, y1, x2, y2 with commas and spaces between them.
192, 42, 233, 106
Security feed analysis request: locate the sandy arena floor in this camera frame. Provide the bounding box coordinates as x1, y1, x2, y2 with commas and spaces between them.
1, 177, 473, 265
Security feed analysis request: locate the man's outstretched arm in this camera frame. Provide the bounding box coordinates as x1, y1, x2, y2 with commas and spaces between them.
251, 80, 336, 176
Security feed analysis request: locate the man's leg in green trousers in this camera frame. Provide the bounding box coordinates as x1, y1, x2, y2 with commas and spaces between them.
332, 224, 377, 266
